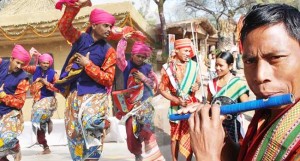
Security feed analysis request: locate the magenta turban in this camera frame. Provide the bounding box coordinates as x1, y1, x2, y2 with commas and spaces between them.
39, 53, 53, 66
131, 41, 152, 57
11, 45, 31, 66
89, 9, 115, 25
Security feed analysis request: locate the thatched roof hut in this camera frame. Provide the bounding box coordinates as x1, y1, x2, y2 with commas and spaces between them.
166, 18, 218, 55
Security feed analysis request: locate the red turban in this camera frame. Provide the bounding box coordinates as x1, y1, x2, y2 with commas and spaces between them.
11, 45, 31, 66
131, 41, 152, 58
89, 9, 115, 26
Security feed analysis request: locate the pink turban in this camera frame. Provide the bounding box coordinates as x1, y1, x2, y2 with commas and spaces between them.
131, 41, 152, 57
39, 53, 53, 66
29, 47, 53, 66
11, 45, 31, 66
89, 9, 115, 26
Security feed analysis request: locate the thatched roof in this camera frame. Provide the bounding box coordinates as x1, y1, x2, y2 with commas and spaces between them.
0, 0, 56, 16
0, 0, 155, 45
166, 18, 217, 37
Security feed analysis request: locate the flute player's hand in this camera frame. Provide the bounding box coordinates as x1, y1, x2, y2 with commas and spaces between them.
177, 103, 226, 161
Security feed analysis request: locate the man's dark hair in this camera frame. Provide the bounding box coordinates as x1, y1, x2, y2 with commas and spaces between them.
240, 4, 300, 44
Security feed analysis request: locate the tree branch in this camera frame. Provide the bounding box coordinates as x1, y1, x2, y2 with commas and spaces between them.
233, 0, 256, 12
186, 1, 216, 17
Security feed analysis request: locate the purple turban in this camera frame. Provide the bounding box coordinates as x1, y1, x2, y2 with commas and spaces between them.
89, 9, 115, 25
11, 45, 31, 66
131, 41, 152, 58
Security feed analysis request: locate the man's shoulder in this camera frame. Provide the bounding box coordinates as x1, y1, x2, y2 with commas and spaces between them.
0, 59, 9, 67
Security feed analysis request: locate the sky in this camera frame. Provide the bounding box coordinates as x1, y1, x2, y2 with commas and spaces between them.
90, 0, 183, 23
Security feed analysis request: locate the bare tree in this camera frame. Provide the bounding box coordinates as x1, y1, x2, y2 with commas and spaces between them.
256, 0, 299, 8
185, 0, 256, 49
0, 0, 11, 10
153, 0, 168, 59
138, 0, 152, 17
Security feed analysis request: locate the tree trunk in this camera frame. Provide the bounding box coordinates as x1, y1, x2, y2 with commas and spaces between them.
217, 19, 236, 51
157, 0, 168, 60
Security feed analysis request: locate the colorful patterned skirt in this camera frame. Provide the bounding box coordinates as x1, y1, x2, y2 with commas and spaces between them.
65, 91, 109, 161
170, 120, 191, 158
130, 99, 165, 160
31, 96, 57, 133
0, 110, 23, 158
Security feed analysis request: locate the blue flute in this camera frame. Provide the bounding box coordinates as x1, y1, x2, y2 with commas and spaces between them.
169, 93, 294, 121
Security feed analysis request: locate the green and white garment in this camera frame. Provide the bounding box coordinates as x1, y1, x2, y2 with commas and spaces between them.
208, 77, 249, 142
163, 60, 198, 123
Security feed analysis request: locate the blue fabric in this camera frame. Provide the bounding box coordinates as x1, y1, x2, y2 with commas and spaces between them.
58, 31, 113, 96
32, 66, 56, 99
0, 60, 28, 115
123, 60, 152, 101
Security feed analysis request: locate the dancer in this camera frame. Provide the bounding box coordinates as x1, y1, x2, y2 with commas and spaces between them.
159, 38, 200, 161
0, 45, 31, 161
55, 0, 116, 160
23, 48, 59, 154
114, 34, 165, 161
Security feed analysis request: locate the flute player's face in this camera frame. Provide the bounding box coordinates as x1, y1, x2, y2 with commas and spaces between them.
243, 23, 300, 100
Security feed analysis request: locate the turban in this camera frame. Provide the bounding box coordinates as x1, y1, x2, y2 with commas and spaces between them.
30, 47, 53, 66
131, 41, 152, 58
175, 38, 192, 49
11, 45, 31, 66
39, 53, 53, 66
89, 9, 115, 26
174, 38, 195, 57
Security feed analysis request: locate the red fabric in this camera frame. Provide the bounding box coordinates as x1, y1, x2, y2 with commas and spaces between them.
37, 128, 48, 148
112, 68, 143, 113
58, 5, 81, 44
84, 47, 116, 87
107, 26, 146, 42
55, 0, 78, 10
125, 117, 142, 155
287, 141, 300, 160
238, 99, 300, 161
0, 80, 29, 109
0, 157, 9, 161
125, 117, 153, 156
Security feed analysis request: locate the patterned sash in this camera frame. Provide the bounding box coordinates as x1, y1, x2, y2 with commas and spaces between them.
164, 60, 198, 121
55, 54, 83, 98
209, 77, 248, 101
163, 60, 198, 99
112, 68, 155, 137
254, 102, 300, 160
112, 68, 145, 114
209, 77, 249, 142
